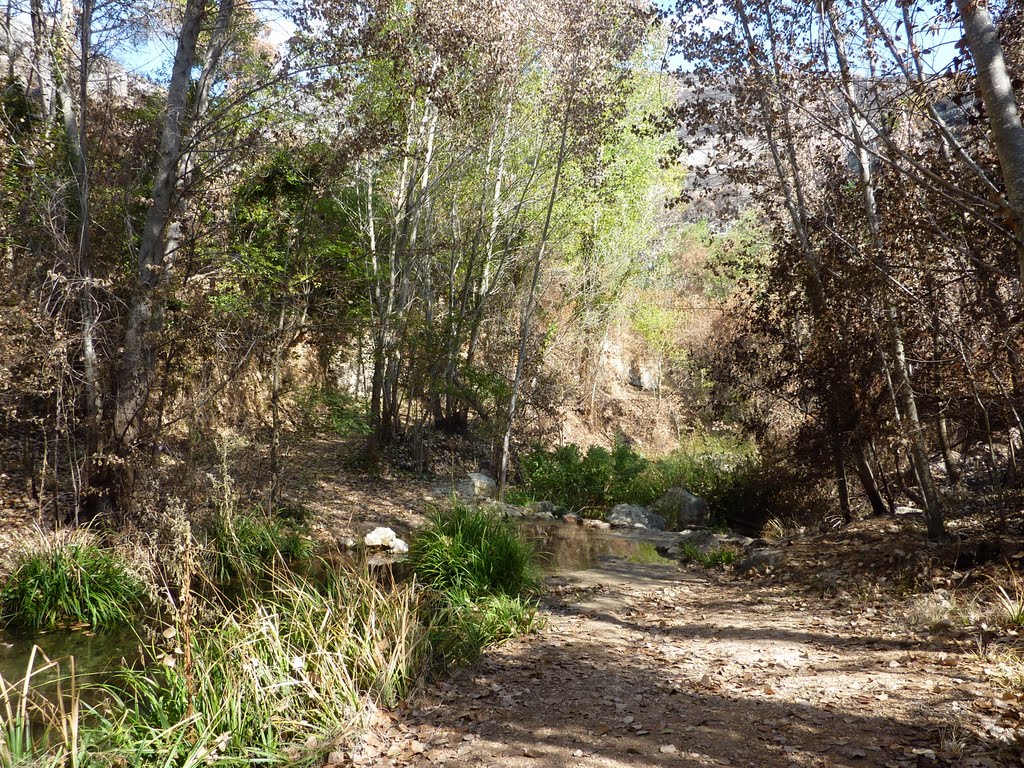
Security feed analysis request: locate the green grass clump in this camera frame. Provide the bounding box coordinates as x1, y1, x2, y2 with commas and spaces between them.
680, 543, 741, 568
409, 503, 540, 600
0, 540, 146, 631
625, 542, 673, 565
207, 511, 314, 582
428, 590, 540, 666
410, 504, 542, 668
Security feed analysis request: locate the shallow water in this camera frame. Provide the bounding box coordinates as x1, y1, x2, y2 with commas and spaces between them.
519, 520, 674, 571
0, 523, 671, 697
0, 624, 143, 711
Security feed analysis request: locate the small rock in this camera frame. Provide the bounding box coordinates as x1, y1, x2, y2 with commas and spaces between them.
363, 527, 408, 554
563, 513, 582, 525
736, 548, 785, 574
529, 500, 557, 516
364, 527, 399, 548
390, 538, 409, 554
583, 518, 611, 529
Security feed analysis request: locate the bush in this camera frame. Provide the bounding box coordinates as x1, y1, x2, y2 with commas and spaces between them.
0, 539, 147, 631
206, 511, 314, 582
296, 386, 371, 436
409, 503, 540, 600
519, 440, 647, 517
518, 433, 770, 529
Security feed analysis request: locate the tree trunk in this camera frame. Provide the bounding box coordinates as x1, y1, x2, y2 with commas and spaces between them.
957, 0, 1024, 282
111, 0, 207, 500
853, 441, 889, 516
498, 102, 572, 498
826, 4, 946, 540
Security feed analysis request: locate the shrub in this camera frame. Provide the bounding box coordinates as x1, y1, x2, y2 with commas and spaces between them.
680, 543, 741, 568
0, 538, 147, 631
519, 440, 647, 517
518, 433, 770, 529
296, 386, 371, 436
409, 503, 540, 600
206, 511, 314, 582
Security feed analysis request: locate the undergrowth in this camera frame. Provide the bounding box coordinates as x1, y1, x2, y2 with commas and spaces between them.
680, 543, 741, 568
409, 503, 540, 600
296, 386, 371, 436
409, 503, 542, 667
0, 535, 147, 631
519, 433, 766, 527
205, 510, 314, 582
0, 509, 543, 765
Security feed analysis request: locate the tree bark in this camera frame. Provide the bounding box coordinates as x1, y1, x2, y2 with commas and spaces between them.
112, 0, 207, 496
826, 2, 946, 540
498, 101, 571, 498
956, 0, 1024, 282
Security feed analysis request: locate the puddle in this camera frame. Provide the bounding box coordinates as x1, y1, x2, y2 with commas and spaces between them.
519, 520, 677, 572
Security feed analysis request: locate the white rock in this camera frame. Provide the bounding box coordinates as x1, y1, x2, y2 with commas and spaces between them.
364, 527, 399, 548
390, 538, 409, 554
466, 472, 497, 499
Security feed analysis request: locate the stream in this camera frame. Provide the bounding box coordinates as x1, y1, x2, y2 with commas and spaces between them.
0, 521, 676, 696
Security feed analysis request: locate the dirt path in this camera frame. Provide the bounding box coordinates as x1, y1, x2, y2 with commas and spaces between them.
359, 557, 1022, 768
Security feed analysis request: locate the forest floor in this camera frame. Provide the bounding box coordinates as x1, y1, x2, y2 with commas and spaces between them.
2, 434, 1024, 766
349, 545, 1024, 768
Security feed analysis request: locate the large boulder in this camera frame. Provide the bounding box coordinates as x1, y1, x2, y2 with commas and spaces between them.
606, 504, 666, 531
456, 472, 497, 500
652, 487, 709, 528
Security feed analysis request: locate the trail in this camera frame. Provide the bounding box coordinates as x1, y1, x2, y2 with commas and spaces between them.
358, 558, 1020, 768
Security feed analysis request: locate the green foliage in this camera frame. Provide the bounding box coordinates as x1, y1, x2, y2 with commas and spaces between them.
410, 504, 542, 669
519, 440, 647, 517
97, 567, 426, 766
680, 544, 741, 568
296, 386, 371, 436
427, 590, 540, 667
0, 540, 146, 631
206, 511, 314, 582
409, 504, 540, 600
625, 542, 673, 565
519, 433, 767, 528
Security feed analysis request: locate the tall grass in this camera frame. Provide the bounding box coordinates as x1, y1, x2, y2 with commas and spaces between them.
409, 504, 540, 600
0, 535, 147, 631
0, 647, 86, 768
98, 565, 427, 766
0, 516, 542, 765
409, 504, 542, 668
205, 509, 314, 582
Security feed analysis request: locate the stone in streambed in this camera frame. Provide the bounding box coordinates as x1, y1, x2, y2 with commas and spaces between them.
606, 503, 666, 530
